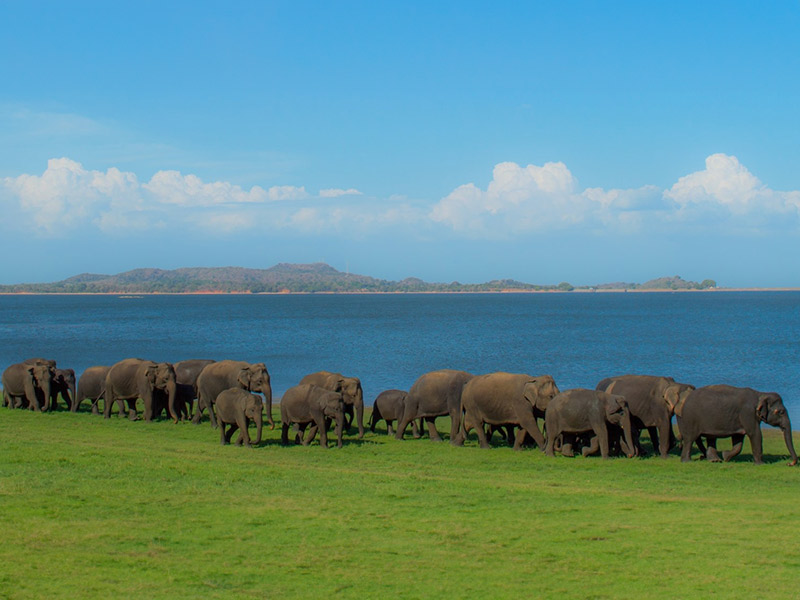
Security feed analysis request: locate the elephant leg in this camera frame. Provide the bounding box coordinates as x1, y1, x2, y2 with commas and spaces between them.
748, 427, 764, 465
208, 403, 218, 429
313, 416, 328, 448
303, 424, 318, 446
704, 437, 722, 462
561, 434, 576, 457
425, 417, 442, 442
581, 435, 601, 457
386, 420, 393, 436
516, 412, 546, 451
281, 422, 290, 445
225, 423, 239, 443
413, 419, 422, 439
595, 426, 610, 459
681, 431, 698, 462
239, 417, 252, 447
220, 423, 228, 445
126, 399, 139, 421
723, 434, 745, 462
474, 421, 491, 449
656, 422, 672, 459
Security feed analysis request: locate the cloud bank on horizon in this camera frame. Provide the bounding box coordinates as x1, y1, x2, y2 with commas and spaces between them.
2, 153, 798, 240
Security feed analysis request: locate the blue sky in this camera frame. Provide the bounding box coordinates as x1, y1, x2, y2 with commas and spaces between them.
1, 1, 799, 286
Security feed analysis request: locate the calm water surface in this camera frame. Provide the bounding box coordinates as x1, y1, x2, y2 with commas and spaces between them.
1, 292, 798, 424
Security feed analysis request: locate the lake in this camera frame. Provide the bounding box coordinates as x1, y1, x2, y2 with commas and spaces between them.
1, 292, 799, 424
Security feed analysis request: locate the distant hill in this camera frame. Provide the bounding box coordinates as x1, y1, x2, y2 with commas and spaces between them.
0, 264, 716, 294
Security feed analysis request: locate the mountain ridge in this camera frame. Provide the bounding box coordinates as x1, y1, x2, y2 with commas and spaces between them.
0, 264, 717, 294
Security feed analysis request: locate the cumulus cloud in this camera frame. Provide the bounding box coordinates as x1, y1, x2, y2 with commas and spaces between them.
319, 188, 363, 198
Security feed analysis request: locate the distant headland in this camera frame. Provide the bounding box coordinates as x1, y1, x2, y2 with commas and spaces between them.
0, 263, 722, 294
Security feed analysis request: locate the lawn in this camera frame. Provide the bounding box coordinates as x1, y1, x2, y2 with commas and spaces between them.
1, 407, 798, 599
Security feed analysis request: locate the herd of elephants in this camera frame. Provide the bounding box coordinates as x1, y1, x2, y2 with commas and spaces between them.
2, 357, 797, 465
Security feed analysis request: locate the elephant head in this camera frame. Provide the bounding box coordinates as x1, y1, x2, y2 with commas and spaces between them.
146, 362, 178, 422
756, 393, 798, 466
523, 376, 560, 414
55, 368, 77, 409
26, 363, 54, 412
244, 392, 264, 445
238, 363, 274, 429
319, 391, 345, 448
340, 376, 364, 438
603, 393, 635, 458
663, 382, 695, 417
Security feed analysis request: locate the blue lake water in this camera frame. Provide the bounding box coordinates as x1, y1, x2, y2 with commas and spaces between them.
1, 292, 799, 425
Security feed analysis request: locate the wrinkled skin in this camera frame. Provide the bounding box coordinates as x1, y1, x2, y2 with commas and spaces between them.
300, 371, 364, 439
369, 389, 420, 437
215, 388, 263, 447
280, 384, 344, 449
676, 385, 798, 466
73, 366, 111, 414
104, 358, 179, 422
174, 359, 216, 419
2, 361, 54, 412
596, 375, 694, 458
455, 372, 560, 450
395, 369, 474, 442
195, 360, 273, 429
545, 389, 635, 459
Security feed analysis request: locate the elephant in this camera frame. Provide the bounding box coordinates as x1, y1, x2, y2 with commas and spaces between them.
103, 358, 179, 422
299, 371, 364, 438
194, 360, 273, 429
280, 384, 345, 449
215, 388, 264, 447
369, 389, 420, 437
174, 359, 216, 419
675, 385, 798, 465
49, 368, 76, 411
596, 375, 695, 458
455, 372, 560, 450
545, 389, 635, 459
73, 366, 111, 414
395, 369, 474, 442
2, 361, 55, 411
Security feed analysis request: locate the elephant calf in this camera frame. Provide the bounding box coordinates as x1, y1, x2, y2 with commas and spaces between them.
74, 366, 111, 414
370, 389, 419, 437
280, 384, 345, 449
545, 389, 635, 459
215, 388, 264, 447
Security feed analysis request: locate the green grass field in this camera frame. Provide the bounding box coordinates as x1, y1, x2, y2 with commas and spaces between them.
1, 406, 798, 599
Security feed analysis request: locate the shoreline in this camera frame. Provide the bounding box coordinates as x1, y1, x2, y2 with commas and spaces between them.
1, 288, 799, 296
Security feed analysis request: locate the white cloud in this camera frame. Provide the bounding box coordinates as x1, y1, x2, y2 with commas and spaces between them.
266, 185, 310, 201
143, 170, 269, 206
319, 188, 363, 198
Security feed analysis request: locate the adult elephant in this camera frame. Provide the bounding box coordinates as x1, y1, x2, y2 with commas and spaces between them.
3, 361, 54, 411
395, 369, 474, 443
73, 366, 111, 414
104, 359, 179, 422
299, 371, 364, 439
194, 360, 273, 429
675, 385, 798, 465
596, 375, 694, 458
370, 389, 419, 437
174, 359, 215, 420
545, 389, 635, 459
280, 384, 344, 449
215, 388, 263, 447
455, 372, 560, 450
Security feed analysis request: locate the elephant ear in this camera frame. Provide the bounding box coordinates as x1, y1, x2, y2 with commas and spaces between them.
756, 394, 771, 421
663, 384, 680, 414
522, 380, 542, 409
604, 394, 625, 418
145, 365, 158, 385
237, 368, 251, 390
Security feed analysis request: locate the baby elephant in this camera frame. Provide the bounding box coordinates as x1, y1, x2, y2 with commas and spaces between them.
281, 384, 345, 448
370, 389, 420, 437
545, 389, 635, 459
215, 388, 264, 447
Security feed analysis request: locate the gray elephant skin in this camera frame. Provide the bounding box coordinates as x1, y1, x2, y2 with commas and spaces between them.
195, 360, 273, 429
395, 369, 473, 442
73, 366, 111, 414
104, 358, 178, 422
299, 371, 364, 438
596, 374, 694, 458
50, 368, 77, 411
2, 360, 54, 411
280, 383, 344, 449
370, 389, 420, 437
676, 384, 798, 465
215, 388, 263, 447
545, 389, 635, 459
174, 359, 216, 420
456, 372, 560, 450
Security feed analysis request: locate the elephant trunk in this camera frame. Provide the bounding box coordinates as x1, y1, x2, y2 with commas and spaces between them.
335, 412, 344, 448
39, 377, 52, 412
780, 416, 798, 466
355, 389, 365, 439
263, 385, 275, 429
622, 409, 635, 458
166, 379, 179, 423
70, 381, 77, 411
254, 406, 263, 445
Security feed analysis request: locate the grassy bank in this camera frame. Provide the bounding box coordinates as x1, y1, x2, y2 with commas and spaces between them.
1, 408, 798, 599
